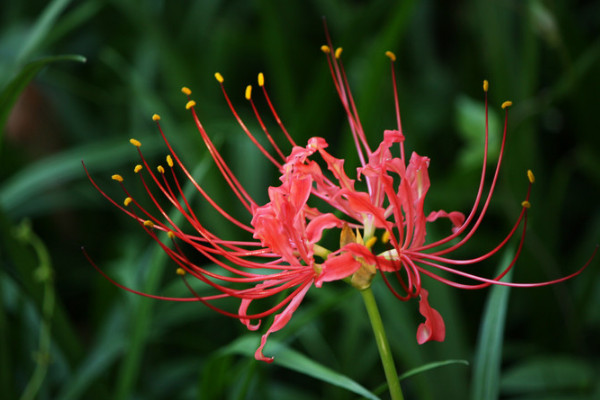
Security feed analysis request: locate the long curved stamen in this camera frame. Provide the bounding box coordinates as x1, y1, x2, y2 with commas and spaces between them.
85, 245, 315, 322
213, 77, 282, 168
385, 51, 405, 162
335, 50, 371, 158
257, 73, 297, 147
154, 110, 257, 225
181, 87, 257, 212
413, 182, 532, 267
379, 264, 412, 301
417, 244, 594, 289
246, 84, 286, 162
321, 22, 371, 167
419, 91, 511, 253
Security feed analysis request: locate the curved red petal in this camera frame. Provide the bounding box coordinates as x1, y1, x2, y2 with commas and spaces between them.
416, 288, 446, 344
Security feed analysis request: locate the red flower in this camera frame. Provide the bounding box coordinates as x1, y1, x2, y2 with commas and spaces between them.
84, 72, 367, 362
85, 35, 595, 362
308, 41, 594, 344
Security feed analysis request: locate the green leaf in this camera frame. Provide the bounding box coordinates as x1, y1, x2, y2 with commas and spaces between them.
500, 356, 595, 395
55, 311, 128, 400
368, 359, 469, 397
0, 135, 161, 218
455, 95, 501, 170
15, 0, 75, 64
470, 247, 515, 400
0, 54, 86, 148
398, 359, 469, 382
221, 335, 381, 400
197, 355, 236, 400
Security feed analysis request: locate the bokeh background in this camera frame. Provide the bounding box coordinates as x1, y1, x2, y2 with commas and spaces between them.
1, 1, 599, 399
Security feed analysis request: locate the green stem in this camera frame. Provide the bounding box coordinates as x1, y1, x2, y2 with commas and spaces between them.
360, 287, 404, 400
15, 221, 55, 400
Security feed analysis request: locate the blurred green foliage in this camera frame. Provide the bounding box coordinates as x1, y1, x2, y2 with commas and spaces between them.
1, 0, 599, 399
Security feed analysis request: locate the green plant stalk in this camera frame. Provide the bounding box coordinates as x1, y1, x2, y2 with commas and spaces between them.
360, 287, 404, 400
15, 221, 55, 400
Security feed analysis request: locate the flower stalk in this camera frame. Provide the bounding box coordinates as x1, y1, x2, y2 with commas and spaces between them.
360, 286, 404, 400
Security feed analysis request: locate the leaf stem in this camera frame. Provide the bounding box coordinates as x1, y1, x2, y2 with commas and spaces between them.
360, 287, 404, 400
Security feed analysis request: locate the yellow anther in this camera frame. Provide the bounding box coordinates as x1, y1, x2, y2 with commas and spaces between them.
382, 230, 391, 244
134, 164, 143, 173
185, 100, 196, 110
527, 169, 535, 184
152, 114, 160, 121
176, 268, 186, 276
483, 80, 489, 92
365, 237, 377, 249
258, 72, 264, 87
143, 220, 154, 228
245, 85, 252, 100
124, 197, 133, 206
181, 87, 191, 95
111, 174, 123, 182
129, 138, 142, 147
166, 155, 174, 167
501, 100, 513, 109
320, 45, 331, 53
334, 47, 343, 59
214, 72, 224, 83
385, 51, 396, 62
157, 165, 165, 174
521, 200, 531, 209
167, 231, 175, 240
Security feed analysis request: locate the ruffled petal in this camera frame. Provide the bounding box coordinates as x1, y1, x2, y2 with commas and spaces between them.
305, 213, 343, 245
343, 190, 389, 228
405, 152, 431, 248
255, 282, 312, 363
316, 146, 355, 191
426, 210, 465, 233
416, 288, 445, 344
252, 173, 314, 264
238, 297, 262, 331
314, 252, 362, 288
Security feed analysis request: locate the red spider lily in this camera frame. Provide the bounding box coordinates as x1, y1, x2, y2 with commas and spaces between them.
84, 34, 595, 362
308, 42, 593, 344
83, 74, 364, 362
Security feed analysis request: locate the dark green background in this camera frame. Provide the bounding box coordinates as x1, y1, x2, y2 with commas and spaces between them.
1, 1, 598, 399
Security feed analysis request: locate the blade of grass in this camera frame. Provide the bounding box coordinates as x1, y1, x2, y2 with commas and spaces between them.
197, 354, 235, 400
0, 135, 161, 217
55, 306, 128, 400
222, 335, 381, 400
470, 246, 515, 400
0, 54, 86, 150
15, 0, 74, 64
500, 355, 594, 395
399, 359, 469, 382
44, 1, 105, 49
369, 359, 469, 398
